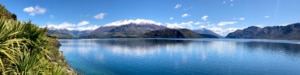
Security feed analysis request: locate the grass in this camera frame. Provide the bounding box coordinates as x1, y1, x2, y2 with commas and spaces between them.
0, 18, 77, 75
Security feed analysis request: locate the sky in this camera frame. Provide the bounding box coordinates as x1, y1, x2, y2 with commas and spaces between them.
1, 0, 300, 36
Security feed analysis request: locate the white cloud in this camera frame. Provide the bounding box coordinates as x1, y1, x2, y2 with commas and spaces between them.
47, 21, 99, 31
94, 13, 106, 20
165, 21, 195, 29
206, 27, 241, 36
201, 15, 208, 21
230, 0, 234, 2
255, 24, 264, 27
165, 21, 213, 29
174, 4, 181, 9
230, 3, 234, 6
165, 21, 241, 36
239, 17, 245, 21
76, 25, 100, 31
47, 22, 76, 30
223, 1, 226, 4
104, 19, 162, 27
169, 17, 174, 20
265, 16, 270, 18
218, 21, 237, 26
194, 22, 201, 25
77, 21, 89, 26
181, 13, 190, 18
163, 20, 242, 36
166, 23, 185, 29
23, 6, 46, 16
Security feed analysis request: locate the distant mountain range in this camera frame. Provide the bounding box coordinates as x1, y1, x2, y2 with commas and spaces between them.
48, 19, 300, 40
192, 28, 222, 38
226, 23, 300, 40
47, 28, 92, 38
47, 19, 219, 38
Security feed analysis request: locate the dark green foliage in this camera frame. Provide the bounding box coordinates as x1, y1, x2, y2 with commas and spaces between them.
0, 18, 77, 75
143, 28, 217, 38
0, 4, 77, 75
0, 4, 17, 20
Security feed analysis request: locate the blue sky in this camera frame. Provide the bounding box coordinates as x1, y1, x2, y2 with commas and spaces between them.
1, 0, 300, 35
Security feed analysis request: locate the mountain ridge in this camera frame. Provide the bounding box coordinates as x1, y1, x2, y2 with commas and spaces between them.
143, 29, 218, 38
226, 23, 300, 40
193, 28, 222, 38
47, 19, 221, 38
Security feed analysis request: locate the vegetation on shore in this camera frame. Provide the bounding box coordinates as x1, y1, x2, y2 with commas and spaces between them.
0, 4, 77, 75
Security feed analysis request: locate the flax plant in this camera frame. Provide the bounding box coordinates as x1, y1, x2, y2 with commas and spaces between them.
0, 18, 71, 75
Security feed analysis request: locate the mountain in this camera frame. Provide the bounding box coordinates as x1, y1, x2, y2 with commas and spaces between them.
84, 19, 167, 38
47, 28, 92, 38
47, 33, 74, 38
47, 19, 221, 38
193, 28, 222, 37
143, 29, 218, 38
226, 23, 300, 40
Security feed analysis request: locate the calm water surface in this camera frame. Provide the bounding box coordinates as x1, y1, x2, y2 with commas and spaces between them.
59, 39, 300, 75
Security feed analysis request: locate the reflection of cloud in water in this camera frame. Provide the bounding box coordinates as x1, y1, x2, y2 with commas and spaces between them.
189, 41, 239, 61
108, 46, 160, 56
59, 39, 300, 65
95, 39, 241, 61
94, 39, 191, 56
59, 40, 99, 58
241, 41, 300, 57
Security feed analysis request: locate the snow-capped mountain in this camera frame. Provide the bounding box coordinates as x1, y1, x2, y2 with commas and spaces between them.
47, 19, 221, 38
87, 19, 167, 38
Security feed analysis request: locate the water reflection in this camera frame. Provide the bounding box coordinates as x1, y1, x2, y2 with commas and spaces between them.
94, 39, 191, 56
241, 41, 300, 57
60, 39, 300, 60
59, 39, 300, 75
60, 39, 300, 61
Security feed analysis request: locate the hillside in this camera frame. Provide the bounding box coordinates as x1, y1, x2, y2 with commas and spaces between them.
48, 19, 223, 38
47, 33, 74, 39
143, 29, 218, 38
226, 23, 300, 40
84, 23, 167, 38
193, 28, 222, 37
47, 28, 92, 38
0, 4, 77, 74
0, 4, 16, 20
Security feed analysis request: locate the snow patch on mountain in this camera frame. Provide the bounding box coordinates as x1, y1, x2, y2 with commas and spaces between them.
104, 19, 162, 27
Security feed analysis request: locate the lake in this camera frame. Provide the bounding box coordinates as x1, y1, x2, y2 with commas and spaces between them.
59, 38, 300, 75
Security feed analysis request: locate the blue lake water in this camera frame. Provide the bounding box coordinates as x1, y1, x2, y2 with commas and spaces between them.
59, 39, 300, 75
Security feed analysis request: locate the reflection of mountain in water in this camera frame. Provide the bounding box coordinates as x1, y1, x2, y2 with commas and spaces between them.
93, 39, 192, 56
241, 41, 300, 57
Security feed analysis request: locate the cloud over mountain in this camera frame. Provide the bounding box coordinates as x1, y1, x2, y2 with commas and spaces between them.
47, 21, 99, 31
218, 21, 237, 26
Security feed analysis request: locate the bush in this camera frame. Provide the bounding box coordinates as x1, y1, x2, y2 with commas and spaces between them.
0, 18, 74, 75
